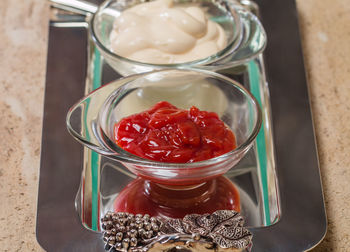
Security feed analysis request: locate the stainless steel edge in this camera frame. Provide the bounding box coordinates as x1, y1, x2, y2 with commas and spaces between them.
49, 0, 98, 15
249, 0, 327, 251
36, 24, 105, 252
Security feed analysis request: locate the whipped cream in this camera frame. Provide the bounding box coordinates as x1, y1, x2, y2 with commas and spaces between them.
109, 0, 227, 64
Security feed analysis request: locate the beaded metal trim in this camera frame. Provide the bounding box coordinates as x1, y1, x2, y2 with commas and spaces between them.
101, 210, 252, 252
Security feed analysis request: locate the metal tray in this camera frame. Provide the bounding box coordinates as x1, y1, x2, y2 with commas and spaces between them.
37, 0, 326, 251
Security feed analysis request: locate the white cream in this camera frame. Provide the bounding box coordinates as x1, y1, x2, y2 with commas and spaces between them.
109, 0, 227, 64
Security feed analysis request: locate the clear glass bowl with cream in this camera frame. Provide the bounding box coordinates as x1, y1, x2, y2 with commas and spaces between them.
90, 0, 266, 76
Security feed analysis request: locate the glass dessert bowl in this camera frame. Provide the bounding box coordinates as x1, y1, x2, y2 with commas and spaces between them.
90, 0, 267, 76
67, 69, 262, 186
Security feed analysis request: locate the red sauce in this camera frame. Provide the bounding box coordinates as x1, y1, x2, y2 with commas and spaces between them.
114, 101, 236, 163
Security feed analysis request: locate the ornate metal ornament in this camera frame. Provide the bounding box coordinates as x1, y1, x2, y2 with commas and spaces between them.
101, 210, 252, 252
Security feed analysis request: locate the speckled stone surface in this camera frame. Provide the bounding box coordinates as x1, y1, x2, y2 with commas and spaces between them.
0, 0, 48, 251
0, 0, 349, 251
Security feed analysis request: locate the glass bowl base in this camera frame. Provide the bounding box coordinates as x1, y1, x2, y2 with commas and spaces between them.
113, 176, 240, 219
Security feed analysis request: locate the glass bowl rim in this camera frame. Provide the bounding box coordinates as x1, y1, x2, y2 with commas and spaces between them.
89, 0, 243, 68
97, 68, 262, 168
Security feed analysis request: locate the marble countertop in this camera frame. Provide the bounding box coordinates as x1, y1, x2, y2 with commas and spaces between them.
0, 0, 349, 251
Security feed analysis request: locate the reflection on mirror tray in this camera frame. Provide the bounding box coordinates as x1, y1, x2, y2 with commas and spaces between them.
96, 156, 269, 228
113, 176, 240, 219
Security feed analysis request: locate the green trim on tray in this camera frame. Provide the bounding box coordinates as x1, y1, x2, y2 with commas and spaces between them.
91, 47, 102, 231
248, 60, 271, 225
